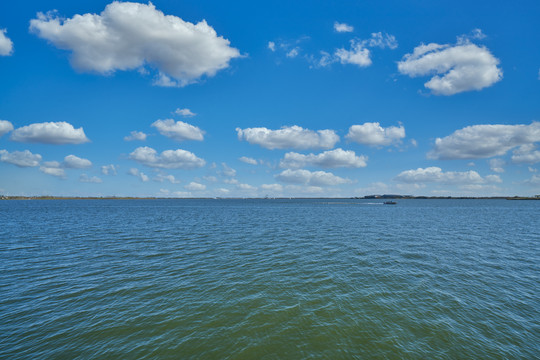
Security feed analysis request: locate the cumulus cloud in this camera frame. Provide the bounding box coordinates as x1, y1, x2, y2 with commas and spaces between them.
154, 173, 180, 184
63, 154, 92, 168
175, 108, 196, 117
398, 39, 502, 95
39, 161, 66, 178
0, 120, 14, 136
525, 174, 540, 186
220, 163, 236, 177
489, 158, 505, 173
280, 148, 367, 168
0, 29, 13, 56
185, 182, 206, 191
346, 122, 405, 146
203, 175, 218, 182
261, 183, 283, 192
511, 144, 540, 164
429, 122, 540, 160
30, 2, 241, 87
124, 131, 147, 141
128, 168, 149, 182
395, 167, 500, 185
335, 40, 371, 67
334, 33, 397, 68
0, 149, 42, 167
334, 22, 354, 33
239, 156, 258, 165
80, 174, 103, 183
268, 41, 276, 52
152, 119, 204, 141
276, 169, 351, 186
11, 122, 89, 144
236, 183, 256, 191
130, 146, 205, 169
101, 164, 117, 175
236, 125, 339, 150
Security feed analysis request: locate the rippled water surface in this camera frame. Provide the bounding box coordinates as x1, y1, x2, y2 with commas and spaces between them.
1, 199, 539, 359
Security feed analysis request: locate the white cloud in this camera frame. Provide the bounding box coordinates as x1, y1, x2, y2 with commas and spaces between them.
485, 175, 502, 183
334, 22, 354, 33
154, 174, 180, 184
471, 28, 486, 40
224, 178, 238, 184
286, 47, 300, 58
124, 131, 147, 141
261, 183, 283, 192
172, 191, 192, 197
151, 119, 204, 141
185, 181, 206, 191
0, 120, 14, 136
398, 41, 502, 95
128, 168, 149, 182
11, 122, 89, 144
174, 108, 196, 117
395, 167, 500, 185
429, 122, 540, 160
525, 174, 540, 186
239, 156, 258, 165
268, 41, 276, 52
0, 149, 42, 167
36, 155, 94, 177
489, 158, 505, 173
63, 155, 92, 168
101, 164, 117, 175
355, 181, 390, 196
236, 125, 339, 150
367, 32, 398, 49
276, 169, 351, 186
335, 40, 371, 67
346, 122, 405, 146
285, 185, 324, 194
333, 33, 396, 68
30, 2, 241, 86
511, 144, 540, 164
40, 161, 66, 178
130, 146, 205, 169
457, 29, 487, 44
236, 183, 256, 191
280, 148, 367, 168
529, 167, 537, 173
220, 163, 236, 177
0, 29, 13, 56
203, 175, 218, 182
312, 51, 333, 68
80, 174, 102, 183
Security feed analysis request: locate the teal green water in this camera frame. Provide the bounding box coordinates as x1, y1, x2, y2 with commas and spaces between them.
1, 199, 539, 358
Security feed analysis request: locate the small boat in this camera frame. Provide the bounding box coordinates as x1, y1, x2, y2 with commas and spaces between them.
383, 201, 397, 205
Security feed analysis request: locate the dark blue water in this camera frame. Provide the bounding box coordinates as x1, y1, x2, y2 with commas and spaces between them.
1, 199, 539, 358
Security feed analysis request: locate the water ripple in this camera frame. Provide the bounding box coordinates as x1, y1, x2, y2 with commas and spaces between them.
0, 199, 538, 359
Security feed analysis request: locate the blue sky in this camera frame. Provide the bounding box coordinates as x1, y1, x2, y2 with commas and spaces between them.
0, 0, 539, 197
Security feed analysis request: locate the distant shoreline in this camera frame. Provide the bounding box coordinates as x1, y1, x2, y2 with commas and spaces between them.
1, 195, 539, 200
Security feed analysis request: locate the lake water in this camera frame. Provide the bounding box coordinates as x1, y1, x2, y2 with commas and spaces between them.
1, 199, 539, 359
